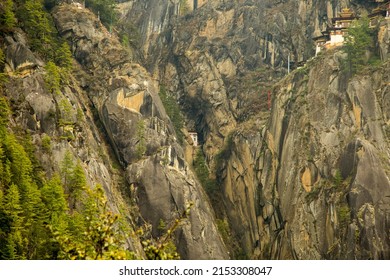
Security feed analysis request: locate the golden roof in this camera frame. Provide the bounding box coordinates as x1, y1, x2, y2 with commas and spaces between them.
339, 8, 354, 18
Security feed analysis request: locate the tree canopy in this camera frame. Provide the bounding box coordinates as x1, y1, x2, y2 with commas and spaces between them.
342, 17, 374, 74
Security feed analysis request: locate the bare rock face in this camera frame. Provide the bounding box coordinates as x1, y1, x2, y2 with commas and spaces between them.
4, 32, 44, 76
126, 146, 227, 259
119, 0, 390, 259
378, 19, 390, 61
52, 3, 228, 259
123, 0, 356, 164
218, 53, 390, 259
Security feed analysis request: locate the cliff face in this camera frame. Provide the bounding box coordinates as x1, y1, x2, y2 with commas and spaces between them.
122, 0, 390, 259
52, 4, 228, 260
124, 0, 355, 162
3, 0, 389, 260
2, 28, 145, 256
220, 53, 390, 259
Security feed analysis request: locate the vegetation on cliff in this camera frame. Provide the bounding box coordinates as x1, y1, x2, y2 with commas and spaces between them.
342, 17, 375, 74
0, 1, 183, 260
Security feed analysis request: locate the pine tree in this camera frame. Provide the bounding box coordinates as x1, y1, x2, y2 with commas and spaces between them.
60, 150, 73, 181
343, 17, 373, 74
69, 161, 86, 210
56, 185, 129, 260
0, 97, 10, 137
55, 42, 73, 71
0, 184, 25, 259
18, 0, 54, 56
44, 61, 61, 94
41, 175, 68, 219
0, 0, 17, 31
0, 48, 7, 86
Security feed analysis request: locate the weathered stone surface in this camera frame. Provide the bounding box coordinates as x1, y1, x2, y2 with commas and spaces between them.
218, 53, 390, 259
2, 21, 145, 257
52, 3, 228, 259
126, 146, 228, 259
4, 32, 44, 76
121, 0, 390, 259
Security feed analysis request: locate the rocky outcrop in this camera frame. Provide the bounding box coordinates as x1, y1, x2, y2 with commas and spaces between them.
119, 0, 390, 259
52, 3, 228, 259
218, 51, 390, 259
378, 19, 390, 61
122, 0, 359, 163
126, 146, 227, 259
4, 32, 44, 77
2, 27, 145, 256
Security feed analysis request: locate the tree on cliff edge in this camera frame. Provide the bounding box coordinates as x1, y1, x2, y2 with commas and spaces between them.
342, 17, 374, 74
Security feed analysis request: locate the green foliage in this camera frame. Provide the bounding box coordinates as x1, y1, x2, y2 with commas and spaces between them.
0, 184, 24, 259
193, 149, 217, 195
159, 86, 184, 144
338, 205, 351, 230
0, 95, 183, 260
54, 42, 73, 72
333, 170, 343, 189
0, 99, 51, 259
0, 49, 5, 69
216, 218, 230, 245
342, 17, 374, 74
0, 0, 17, 31
44, 61, 61, 94
41, 175, 68, 220
0, 48, 8, 87
0, 97, 10, 135
16, 0, 73, 67
141, 203, 192, 260
41, 134, 51, 152
58, 98, 74, 125
17, 0, 55, 57
60, 151, 87, 210
120, 34, 130, 49
135, 120, 146, 159
85, 0, 117, 29
69, 161, 86, 208
55, 185, 131, 260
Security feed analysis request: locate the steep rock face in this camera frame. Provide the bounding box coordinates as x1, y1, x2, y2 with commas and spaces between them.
2, 29, 144, 255
126, 147, 227, 259
52, 3, 228, 259
119, 0, 390, 259
219, 51, 390, 259
379, 19, 390, 60
124, 0, 355, 162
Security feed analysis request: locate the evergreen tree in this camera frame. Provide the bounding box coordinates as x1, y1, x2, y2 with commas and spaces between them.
40, 175, 69, 258
69, 161, 86, 209
54, 42, 73, 72
41, 175, 68, 219
18, 0, 55, 56
0, 97, 10, 137
0, 48, 7, 86
159, 87, 184, 143
55, 185, 129, 260
44, 61, 61, 94
0, 0, 17, 31
343, 17, 373, 74
85, 0, 117, 29
0, 184, 25, 259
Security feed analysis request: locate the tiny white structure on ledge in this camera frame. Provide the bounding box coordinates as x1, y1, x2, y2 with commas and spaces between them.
189, 132, 198, 147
